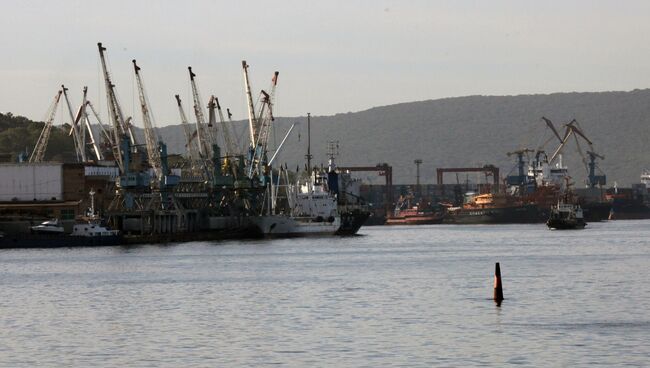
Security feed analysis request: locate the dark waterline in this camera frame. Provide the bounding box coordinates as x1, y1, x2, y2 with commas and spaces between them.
2, 221, 649, 366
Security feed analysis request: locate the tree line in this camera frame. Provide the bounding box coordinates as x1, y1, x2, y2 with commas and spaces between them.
0, 112, 77, 162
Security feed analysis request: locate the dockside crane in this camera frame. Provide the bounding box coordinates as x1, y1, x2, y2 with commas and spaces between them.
132, 59, 164, 185
210, 95, 238, 156
242, 60, 259, 147
243, 62, 279, 179
188, 67, 214, 159
73, 86, 104, 161
85, 99, 115, 151
174, 94, 200, 166
29, 89, 63, 163
97, 42, 138, 172
61, 85, 86, 162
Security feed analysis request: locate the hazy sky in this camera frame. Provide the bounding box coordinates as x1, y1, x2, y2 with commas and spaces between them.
2, 1, 650, 127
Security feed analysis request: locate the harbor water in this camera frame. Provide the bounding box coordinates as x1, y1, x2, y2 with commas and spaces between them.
2, 221, 650, 366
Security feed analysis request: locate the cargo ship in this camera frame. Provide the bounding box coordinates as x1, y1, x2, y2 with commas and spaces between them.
444, 192, 542, 224
604, 176, 650, 220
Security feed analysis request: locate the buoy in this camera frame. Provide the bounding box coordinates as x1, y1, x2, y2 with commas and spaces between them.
494, 262, 504, 306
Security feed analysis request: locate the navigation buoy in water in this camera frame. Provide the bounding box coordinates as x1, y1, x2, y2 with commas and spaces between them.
494, 262, 504, 306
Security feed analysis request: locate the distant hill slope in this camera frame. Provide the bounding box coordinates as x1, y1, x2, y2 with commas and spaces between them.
5, 89, 650, 186
157, 89, 650, 186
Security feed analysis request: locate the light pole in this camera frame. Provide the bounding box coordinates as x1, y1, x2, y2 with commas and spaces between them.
414, 159, 423, 198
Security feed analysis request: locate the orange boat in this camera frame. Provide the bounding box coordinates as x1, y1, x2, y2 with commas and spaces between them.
385, 194, 446, 225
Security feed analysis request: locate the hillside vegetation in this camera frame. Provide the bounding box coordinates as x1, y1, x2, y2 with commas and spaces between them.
0, 112, 76, 162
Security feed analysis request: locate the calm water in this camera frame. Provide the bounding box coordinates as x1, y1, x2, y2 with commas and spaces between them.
2, 221, 650, 367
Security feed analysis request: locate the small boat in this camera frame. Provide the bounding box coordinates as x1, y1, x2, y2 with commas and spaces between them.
1, 190, 122, 248
546, 179, 587, 230
386, 192, 445, 225
30, 219, 65, 234
547, 201, 586, 229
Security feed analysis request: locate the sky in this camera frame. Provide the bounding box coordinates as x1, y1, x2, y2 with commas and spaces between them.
2, 0, 650, 127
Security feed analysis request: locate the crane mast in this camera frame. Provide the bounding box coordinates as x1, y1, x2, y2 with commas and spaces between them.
97, 42, 137, 172
30, 89, 63, 163
188, 67, 213, 158
73, 87, 104, 161
174, 94, 200, 165
242, 60, 258, 146
248, 71, 279, 177
132, 59, 164, 184
62, 85, 86, 162
85, 99, 114, 148
212, 96, 237, 156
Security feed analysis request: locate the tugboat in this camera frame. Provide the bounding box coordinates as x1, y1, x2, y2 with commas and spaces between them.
547, 180, 586, 229
547, 202, 586, 229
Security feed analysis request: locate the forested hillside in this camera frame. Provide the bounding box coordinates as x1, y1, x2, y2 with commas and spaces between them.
0, 113, 76, 162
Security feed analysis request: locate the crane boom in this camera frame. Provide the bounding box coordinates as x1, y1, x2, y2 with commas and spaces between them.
86, 100, 114, 147
188, 67, 213, 158
242, 60, 258, 146
75, 87, 103, 161
62, 85, 86, 162
174, 94, 200, 163
30, 89, 63, 163
97, 42, 134, 172
212, 96, 237, 155
132, 59, 163, 183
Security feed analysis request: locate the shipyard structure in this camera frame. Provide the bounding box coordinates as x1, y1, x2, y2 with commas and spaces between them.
0, 43, 369, 247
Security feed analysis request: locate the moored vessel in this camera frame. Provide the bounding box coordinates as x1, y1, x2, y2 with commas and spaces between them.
445, 192, 542, 224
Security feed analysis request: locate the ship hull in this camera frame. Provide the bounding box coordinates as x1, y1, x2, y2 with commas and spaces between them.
445, 204, 542, 224
0, 233, 123, 249
385, 215, 444, 225
581, 202, 611, 222
336, 209, 370, 235
250, 215, 341, 237
547, 218, 586, 230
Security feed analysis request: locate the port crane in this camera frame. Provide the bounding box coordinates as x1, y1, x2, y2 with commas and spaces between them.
188, 67, 214, 159
242, 60, 279, 179
547, 119, 605, 187
210, 95, 238, 157
61, 85, 86, 163
29, 89, 63, 163
132, 59, 164, 185
174, 94, 200, 169
70, 86, 104, 161
97, 42, 138, 173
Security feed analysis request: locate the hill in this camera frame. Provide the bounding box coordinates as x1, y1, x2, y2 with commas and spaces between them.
4, 89, 650, 187
156, 89, 650, 186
